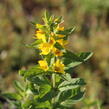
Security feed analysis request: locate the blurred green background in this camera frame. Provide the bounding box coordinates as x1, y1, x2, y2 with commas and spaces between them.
0, 0, 109, 109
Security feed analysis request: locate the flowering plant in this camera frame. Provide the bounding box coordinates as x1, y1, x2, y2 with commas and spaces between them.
2, 11, 93, 109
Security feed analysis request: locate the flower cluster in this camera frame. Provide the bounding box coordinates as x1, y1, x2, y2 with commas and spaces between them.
34, 18, 68, 74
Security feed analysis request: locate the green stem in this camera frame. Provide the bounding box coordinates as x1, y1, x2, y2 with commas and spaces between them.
52, 73, 56, 88
51, 73, 56, 107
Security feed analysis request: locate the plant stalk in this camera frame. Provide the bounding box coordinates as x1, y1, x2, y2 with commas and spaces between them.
51, 73, 56, 107
52, 73, 56, 88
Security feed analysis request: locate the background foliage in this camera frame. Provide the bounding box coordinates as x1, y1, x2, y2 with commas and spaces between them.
0, 0, 109, 109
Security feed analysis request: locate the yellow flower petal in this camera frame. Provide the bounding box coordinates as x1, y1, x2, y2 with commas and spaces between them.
52, 47, 63, 56
36, 30, 45, 34
56, 39, 68, 47
36, 24, 44, 28
39, 43, 52, 55
35, 30, 46, 42
57, 26, 64, 31
53, 59, 65, 73
38, 60, 48, 71
49, 37, 56, 46
38, 37, 56, 55
36, 33, 46, 42
57, 34, 65, 38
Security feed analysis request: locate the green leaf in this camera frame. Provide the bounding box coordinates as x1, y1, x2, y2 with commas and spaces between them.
61, 73, 72, 81
39, 84, 51, 98
56, 27, 75, 35
27, 75, 51, 99
61, 73, 86, 85
38, 90, 55, 102
59, 84, 79, 92
61, 99, 74, 107
11, 101, 22, 109
54, 16, 63, 24
29, 83, 39, 95
70, 90, 85, 101
54, 42, 64, 50
14, 80, 24, 92
2, 93, 21, 101
56, 84, 85, 108
57, 73, 85, 106
63, 51, 93, 70
28, 76, 46, 85
43, 11, 51, 26
25, 40, 42, 48
60, 91, 84, 107
58, 73, 85, 92
19, 65, 46, 78
56, 90, 73, 102
22, 99, 34, 109
60, 78, 85, 87
35, 101, 51, 109
44, 11, 50, 22
79, 52, 93, 61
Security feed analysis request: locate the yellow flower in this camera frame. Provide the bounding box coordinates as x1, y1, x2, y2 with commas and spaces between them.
52, 47, 63, 56
35, 30, 46, 42
36, 33, 46, 42
57, 34, 65, 38
36, 30, 45, 34
38, 60, 48, 71
56, 39, 68, 47
39, 43, 52, 55
38, 37, 56, 55
49, 37, 56, 46
57, 26, 64, 31
36, 24, 44, 28
53, 59, 65, 73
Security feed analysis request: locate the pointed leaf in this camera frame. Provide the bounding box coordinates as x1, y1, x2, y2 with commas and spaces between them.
2, 93, 21, 101
63, 51, 93, 70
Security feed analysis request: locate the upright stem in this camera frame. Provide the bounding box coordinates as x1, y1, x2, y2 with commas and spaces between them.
52, 73, 56, 88
51, 73, 56, 107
